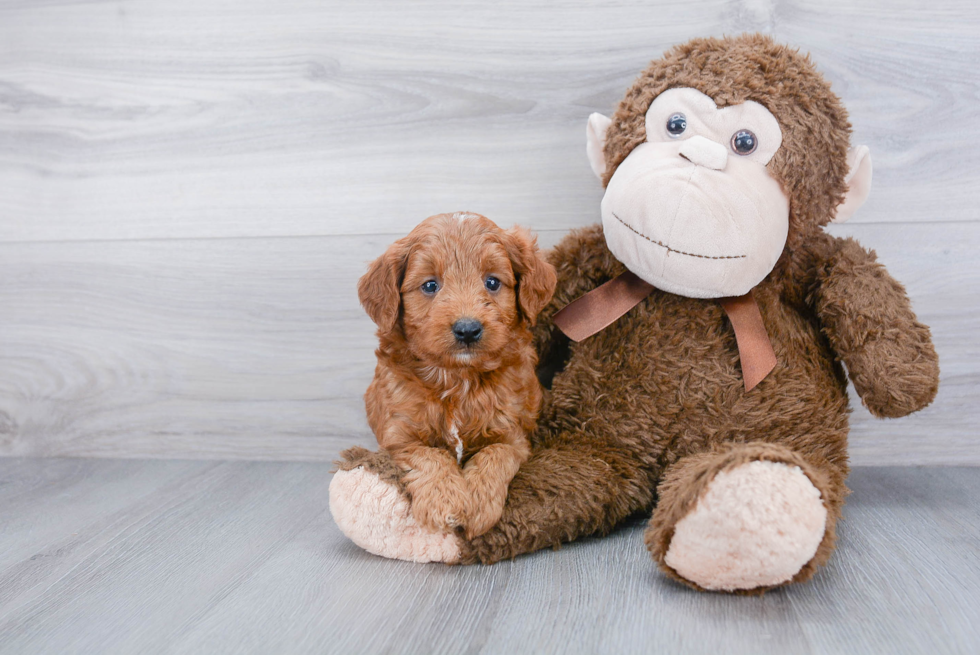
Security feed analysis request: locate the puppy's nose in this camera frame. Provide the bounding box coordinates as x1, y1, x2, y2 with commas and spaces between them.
452, 318, 483, 344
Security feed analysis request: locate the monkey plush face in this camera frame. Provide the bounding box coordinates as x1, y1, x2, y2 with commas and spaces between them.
598, 88, 788, 298
586, 35, 874, 300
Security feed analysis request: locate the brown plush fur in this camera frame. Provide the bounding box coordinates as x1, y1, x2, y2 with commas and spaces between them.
358, 213, 556, 538
336, 445, 408, 495
340, 35, 940, 591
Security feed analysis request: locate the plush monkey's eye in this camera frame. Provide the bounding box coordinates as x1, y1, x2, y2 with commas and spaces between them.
666, 113, 687, 137
485, 276, 501, 292
421, 280, 439, 295
731, 129, 758, 155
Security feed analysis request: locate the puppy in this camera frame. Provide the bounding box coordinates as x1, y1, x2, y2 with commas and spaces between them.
357, 212, 557, 538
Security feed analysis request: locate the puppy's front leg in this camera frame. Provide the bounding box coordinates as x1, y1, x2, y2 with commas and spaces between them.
395, 444, 470, 534
463, 442, 530, 539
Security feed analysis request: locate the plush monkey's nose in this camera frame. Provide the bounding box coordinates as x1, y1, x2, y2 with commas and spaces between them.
679, 135, 728, 170
452, 318, 483, 344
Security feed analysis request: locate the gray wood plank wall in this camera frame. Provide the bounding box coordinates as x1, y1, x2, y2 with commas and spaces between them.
1, 0, 978, 463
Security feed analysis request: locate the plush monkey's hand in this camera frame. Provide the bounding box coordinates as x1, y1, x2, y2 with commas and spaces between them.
814, 237, 939, 418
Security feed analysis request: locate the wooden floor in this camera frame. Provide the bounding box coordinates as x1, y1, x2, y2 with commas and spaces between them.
0, 459, 977, 654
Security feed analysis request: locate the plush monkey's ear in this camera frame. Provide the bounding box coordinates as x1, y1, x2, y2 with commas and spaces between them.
357, 238, 411, 333
832, 146, 873, 223
586, 113, 613, 180
502, 226, 557, 326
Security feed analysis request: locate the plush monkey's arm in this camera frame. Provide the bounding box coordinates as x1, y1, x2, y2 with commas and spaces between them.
532, 223, 626, 383
813, 237, 939, 418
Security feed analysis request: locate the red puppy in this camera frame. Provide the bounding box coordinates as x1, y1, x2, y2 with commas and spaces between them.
357, 212, 557, 538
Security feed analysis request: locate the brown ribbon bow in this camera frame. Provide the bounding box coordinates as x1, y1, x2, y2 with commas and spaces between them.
552, 271, 777, 392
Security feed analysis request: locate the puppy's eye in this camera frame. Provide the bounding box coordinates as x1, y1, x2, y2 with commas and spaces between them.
421, 280, 439, 295
484, 276, 501, 292
666, 113, 687, 137
731, 129, 758, 155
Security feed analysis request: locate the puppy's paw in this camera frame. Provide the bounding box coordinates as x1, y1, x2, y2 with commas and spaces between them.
464, 498, 505, 540
462, 443, 525, 539
408, 473, 470, 534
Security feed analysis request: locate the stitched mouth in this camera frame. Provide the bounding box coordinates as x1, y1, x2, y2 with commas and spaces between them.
611, 212, 746, 260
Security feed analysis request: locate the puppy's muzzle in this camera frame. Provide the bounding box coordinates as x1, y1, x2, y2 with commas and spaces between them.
452, 318, 483, 345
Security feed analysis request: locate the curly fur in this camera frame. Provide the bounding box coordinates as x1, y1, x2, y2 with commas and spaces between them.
335, 35, 940, 593
357, 212, 556, 539
463, 35, 938, 583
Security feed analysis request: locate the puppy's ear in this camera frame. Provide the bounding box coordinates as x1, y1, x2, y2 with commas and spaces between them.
502, 226, 557, 326
358, 237, 412, 332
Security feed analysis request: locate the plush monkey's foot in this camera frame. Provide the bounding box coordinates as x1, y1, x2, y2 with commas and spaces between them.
649, 452, 830, 593
329, 447, 461, 563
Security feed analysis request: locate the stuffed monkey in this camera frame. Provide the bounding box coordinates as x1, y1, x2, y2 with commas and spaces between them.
330, 34, 939, 592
